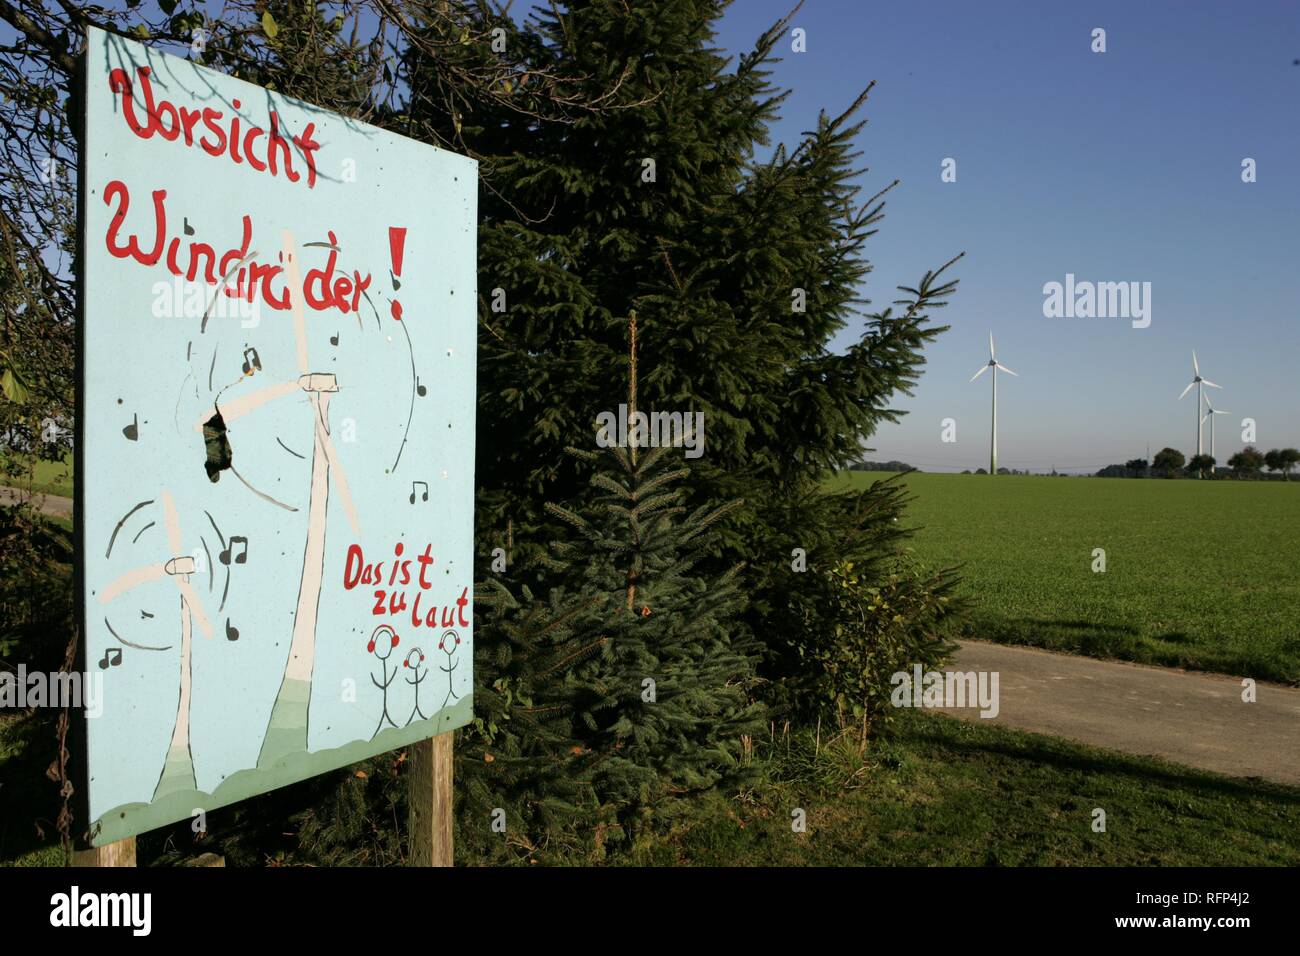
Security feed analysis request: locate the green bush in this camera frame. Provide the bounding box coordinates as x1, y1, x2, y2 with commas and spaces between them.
794, 555, 961, 733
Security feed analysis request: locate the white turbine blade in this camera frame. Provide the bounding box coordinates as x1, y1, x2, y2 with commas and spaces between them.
161, 489, 183, 558
1214, 408, 1229, 415
1178, 381, 1195, 400
970, 365, 989, 382
281, 230, 311, 376
98, 563, 167, 604
175, 577, 214, 639
1201, 413, 1210, 425
995, 363, 1017, 376
193, 379, 300, 432
1201, 379, 1221, 389
314, 406, 361, 535
1192, 350, 1199, 375
989, 332, 996, 361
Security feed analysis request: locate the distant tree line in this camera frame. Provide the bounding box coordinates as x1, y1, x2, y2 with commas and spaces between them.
850, 460, 918, 472
1095, 446, 1299, 480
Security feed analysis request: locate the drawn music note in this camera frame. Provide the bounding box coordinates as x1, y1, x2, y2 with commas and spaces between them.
409, 480, 429, 504
220, 535, 248, 565
330, 331, 340, 346
225, 618, 240, 641
122, 413, 139, 442
99, 647, 123, 669
241, 347, 262, 375
416, 377, 426, 397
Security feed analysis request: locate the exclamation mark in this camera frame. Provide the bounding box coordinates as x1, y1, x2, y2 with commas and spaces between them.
389, 226, 406, 321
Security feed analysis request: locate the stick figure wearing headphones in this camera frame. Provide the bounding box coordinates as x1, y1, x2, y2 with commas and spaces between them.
368, 624, 401, 738
438, 629, 461, 710
403, 646, 430, 725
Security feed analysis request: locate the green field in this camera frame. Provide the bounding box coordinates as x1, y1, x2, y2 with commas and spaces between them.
830, 472, 1300, 684
0, 454, 72, 498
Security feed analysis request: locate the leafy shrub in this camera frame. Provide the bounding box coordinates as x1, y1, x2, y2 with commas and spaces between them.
793, 555, 961, 733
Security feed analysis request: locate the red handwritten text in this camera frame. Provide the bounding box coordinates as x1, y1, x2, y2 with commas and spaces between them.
103, 180, 371, 315
344, 542, 471, 630
108, 66, 319, 188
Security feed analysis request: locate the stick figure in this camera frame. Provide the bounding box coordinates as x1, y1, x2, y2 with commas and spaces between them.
403, 646, 429, 725
438, 628, 461, 710
367, 624, 400, 737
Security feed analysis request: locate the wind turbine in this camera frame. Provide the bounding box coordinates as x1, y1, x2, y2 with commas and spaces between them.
98, 490, 214, 798
970, 332, 1017, 475
194, 231, 360, 768
1178, 351, 1220, 457
1201, 396, 1229, 460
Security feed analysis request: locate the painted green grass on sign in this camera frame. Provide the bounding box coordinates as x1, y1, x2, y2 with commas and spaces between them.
829, 472, 1300, 683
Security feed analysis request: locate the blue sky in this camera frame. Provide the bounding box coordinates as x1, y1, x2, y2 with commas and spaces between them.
705, 0, 1299, 472
17, 3, 1295, 472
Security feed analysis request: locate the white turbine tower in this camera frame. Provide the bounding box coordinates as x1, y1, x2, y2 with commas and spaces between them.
1202, 396, 1229, 460
970, 332, 1017, 475
193, 231, 360, 768
98, 490, 214, 798
1178, 351, 1221, 457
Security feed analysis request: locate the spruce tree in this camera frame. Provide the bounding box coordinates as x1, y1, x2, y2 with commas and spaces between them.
459, 316, 763, 856
403, 2, 964, 695
540, 444, 761, 836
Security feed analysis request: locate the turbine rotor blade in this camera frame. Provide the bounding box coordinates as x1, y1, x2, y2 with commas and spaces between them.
161, 489, 183, 558
970, 365, 989, 382
314, 402, 361, 536
1178, 382, 1195, 400
1201, 379, 1222, 389
174, 577, 214, 639
98, 563, 167, 604
281, 230, 311, 376
1192, 350, 1199, 375
995, 364, 1017, 376
194, 379, 300, 432
989, 332, 995, 360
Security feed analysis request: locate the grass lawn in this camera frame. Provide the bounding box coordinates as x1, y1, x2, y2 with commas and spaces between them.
542, 711, 1300, 866
6, 709, 1294, 867
0, 454, 73, 498
829, 472, 1300, 684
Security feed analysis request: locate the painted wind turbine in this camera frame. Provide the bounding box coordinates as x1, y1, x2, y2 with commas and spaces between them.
969, 332, 1017, 475
1178, 351, 1221, 457
1201, 396, 1229, 460
98, 490, 214, 798
194, 231, 360, 768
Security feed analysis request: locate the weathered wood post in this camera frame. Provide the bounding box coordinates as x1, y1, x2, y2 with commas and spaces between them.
72, 838, 137, 867
408, 732, 454, 866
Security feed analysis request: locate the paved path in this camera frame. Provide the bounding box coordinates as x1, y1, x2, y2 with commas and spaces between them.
0, 486, 72, 519
937, 640, 1300, 787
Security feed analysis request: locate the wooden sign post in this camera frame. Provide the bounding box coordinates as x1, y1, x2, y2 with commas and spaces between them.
72, 838, 137, 867
408, 732, 454, 866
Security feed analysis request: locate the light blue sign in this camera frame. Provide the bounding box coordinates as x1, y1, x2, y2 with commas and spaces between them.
80, 27, 476, 845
